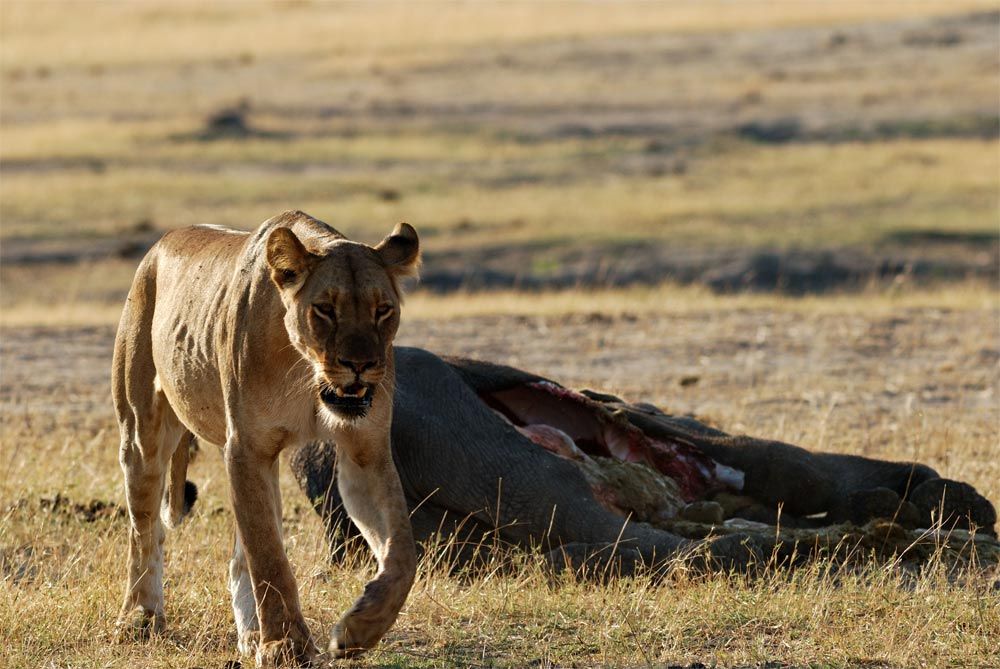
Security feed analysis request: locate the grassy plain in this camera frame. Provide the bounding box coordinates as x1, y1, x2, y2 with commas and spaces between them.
3, 295, 1000, 668
2, 1, 999, 248
2, 2, 999, 668
2, 135, 997, 246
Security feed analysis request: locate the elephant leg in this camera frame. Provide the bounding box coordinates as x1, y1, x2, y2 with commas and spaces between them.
291, 441, 365, 562
292, 440, 498, 571
544, 533, 774, 580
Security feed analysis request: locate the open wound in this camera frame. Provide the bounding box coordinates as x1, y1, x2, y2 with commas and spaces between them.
485, 381, 744, 525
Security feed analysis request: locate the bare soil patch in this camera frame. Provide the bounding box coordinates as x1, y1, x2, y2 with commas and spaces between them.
3, 306, 996, 495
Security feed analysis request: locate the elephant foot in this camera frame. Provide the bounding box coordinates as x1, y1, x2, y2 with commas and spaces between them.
694, 533, 774, 574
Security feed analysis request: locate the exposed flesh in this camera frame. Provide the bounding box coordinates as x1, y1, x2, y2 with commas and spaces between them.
483, 382, 1000, 570
486, 381, 742, 523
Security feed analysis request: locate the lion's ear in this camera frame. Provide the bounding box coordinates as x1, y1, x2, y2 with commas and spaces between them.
266, 227, 316, 289
375, 222, 420, 279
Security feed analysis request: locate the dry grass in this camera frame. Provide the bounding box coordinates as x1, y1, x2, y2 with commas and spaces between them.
2, 1, 997, 250
2, 294, 999, 668
3, 1, 991, 71
2, 491, 997, 669
3, 274, 996, 329
1, 136, 996, 249
2, 2, 998, 667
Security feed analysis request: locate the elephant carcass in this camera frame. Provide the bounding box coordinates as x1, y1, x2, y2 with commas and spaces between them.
291, 347, 998, 574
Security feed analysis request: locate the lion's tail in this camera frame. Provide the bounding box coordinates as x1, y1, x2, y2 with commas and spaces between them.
161, 433, 198, 530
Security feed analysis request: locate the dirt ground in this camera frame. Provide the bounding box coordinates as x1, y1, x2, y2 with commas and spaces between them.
3, 305, 997, 500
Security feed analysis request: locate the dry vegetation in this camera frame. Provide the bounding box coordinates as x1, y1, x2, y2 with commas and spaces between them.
2, 136, 997, 248
2, 1, 999, 668
2, 296, 999, 668
2, 1, 998, 253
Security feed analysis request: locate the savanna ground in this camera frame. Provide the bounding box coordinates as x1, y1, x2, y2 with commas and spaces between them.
1, 2, 999, 668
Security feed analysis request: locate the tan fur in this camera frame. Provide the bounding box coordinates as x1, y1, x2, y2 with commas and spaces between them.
112, 210, 419, 666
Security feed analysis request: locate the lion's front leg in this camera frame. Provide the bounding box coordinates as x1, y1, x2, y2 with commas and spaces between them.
331, 432, 417, 658
225, 441, 317, 668
230, 530, 261, 656
229, 453, 283, 658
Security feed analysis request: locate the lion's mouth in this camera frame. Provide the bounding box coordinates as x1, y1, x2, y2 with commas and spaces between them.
319, 382, 374, 418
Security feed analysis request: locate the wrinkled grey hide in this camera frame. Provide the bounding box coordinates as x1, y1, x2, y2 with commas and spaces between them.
292, 347, 996, 575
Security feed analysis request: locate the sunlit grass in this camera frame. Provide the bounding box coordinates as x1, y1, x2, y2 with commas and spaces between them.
2, 1, 990, 71
3, 488, 996, 668
2, 137, 996, 249
405, 282, 1000, 319
2, 301, 998, 668
2, 271, 996, 328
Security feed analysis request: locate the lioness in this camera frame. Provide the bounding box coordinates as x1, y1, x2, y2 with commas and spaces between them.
112, 210, 419, 666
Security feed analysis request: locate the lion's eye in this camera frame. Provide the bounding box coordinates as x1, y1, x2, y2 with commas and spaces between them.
375, 304, 393, 321
313, 303, 336, 321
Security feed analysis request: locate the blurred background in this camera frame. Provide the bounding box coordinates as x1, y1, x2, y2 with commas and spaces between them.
0, 1, 997, 321
2, 6, 999, 665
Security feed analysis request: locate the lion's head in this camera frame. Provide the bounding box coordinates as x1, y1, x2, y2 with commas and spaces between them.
264, 222, 419, 421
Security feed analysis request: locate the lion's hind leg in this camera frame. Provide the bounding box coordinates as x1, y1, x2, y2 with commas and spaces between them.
162, 432, 198, 530
115, 388, 188, 638
112, 256, 188, 638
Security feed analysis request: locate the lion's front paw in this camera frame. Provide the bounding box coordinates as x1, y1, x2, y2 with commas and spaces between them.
115, 607, 165, 641
255, 634, 318, 669
329, 615, 384, 659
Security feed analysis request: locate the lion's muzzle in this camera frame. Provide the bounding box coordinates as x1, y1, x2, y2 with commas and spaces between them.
319, 381, 374, 419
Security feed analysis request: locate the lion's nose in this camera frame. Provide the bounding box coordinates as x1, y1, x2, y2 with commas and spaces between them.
338, 358, 376, 375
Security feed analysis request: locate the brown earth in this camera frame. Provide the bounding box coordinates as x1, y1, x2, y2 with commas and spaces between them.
2, 306, 996, 500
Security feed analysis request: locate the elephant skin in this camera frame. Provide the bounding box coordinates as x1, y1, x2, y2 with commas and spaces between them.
291, 347, 997, 575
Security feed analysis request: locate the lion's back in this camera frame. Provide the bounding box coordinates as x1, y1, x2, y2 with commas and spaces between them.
144, 225, 252, 444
